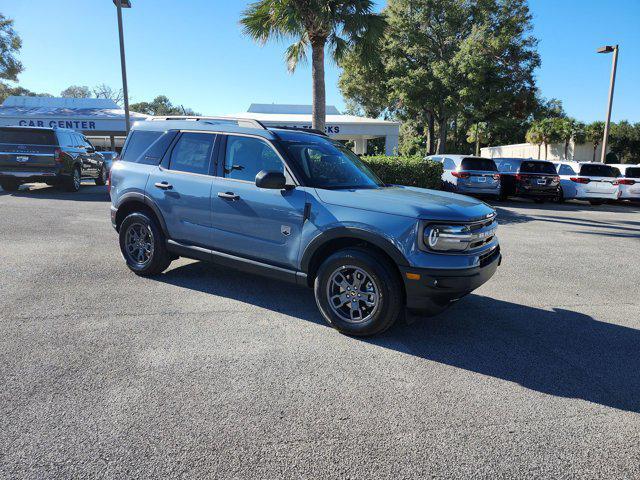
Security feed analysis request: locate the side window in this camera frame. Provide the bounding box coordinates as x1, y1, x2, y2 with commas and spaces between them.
443, 158, 456, 170
83, 136, 94, 149
558, 164, 575, 175
121, 130, 163, 163
224, 135, 283, 182
57, 132, 73, 148
168, 132, 214, 175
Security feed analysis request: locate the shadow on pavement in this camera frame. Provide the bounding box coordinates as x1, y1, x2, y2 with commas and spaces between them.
158, 261, 640, 413
0, 183, 109, 202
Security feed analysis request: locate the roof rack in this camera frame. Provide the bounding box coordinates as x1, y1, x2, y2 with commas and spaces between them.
149, 116, 268, 130
270, 125, 328, 137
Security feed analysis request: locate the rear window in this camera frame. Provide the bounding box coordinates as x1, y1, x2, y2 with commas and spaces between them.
461, 157, 497, 171
520, 161, 556, 174
579, 164, 618, 177
624, 167, 640, 178
121, 130, 164, 164
0, 128, 57, 145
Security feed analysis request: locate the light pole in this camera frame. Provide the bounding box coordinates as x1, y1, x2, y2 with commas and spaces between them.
597, 44, 619, 163
113, 0, 132, 132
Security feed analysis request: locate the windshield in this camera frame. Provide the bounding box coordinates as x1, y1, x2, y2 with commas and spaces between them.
461, 157, 497, 171
580, 164, 618, 177
624, 167, 640, 178
521, 161, 557, 174
278, 132, 384, 189
0, 128, 56, 145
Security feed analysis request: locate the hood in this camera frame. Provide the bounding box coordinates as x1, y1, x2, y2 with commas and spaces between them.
314, 185, 495, 222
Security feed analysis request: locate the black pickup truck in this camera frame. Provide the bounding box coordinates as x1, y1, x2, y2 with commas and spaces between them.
0, 126, 107, 192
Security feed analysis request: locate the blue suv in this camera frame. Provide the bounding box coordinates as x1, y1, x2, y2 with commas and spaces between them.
110, 117, 501, 336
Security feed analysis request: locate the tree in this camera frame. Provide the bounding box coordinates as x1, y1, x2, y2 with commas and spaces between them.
554, 117, 584, 160
60, 85, 92, 98
338, 0, 540, 154
467, 122, 489, 156
585, 121, 605, 162
93, 83, 124, 106
609, 121, 640, 163
525, 121, 544, 159
0, 14, 23, 81
537, 117, 562, 160
129, 95, 198, 116
240, 0, 385, 132
0, 82, 52, 103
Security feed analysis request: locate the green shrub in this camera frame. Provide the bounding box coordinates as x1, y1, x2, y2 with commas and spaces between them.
362, 155, 443, 190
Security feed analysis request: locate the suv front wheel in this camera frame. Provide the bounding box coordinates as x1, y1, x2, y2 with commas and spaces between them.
314, 248, 403, 336
119, 212, 172, 276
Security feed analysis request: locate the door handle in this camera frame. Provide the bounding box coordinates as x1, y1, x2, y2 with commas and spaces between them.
154, 181, 173, 190
218, 191, 239, 201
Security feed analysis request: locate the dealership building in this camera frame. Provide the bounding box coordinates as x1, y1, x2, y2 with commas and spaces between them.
0, 96, 147, 151
0, 97, 400, 155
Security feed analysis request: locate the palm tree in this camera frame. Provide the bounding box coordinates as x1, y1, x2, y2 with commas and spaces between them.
525, 121, 544, 159
240, 0, 385, 132
585, 121, 605, 162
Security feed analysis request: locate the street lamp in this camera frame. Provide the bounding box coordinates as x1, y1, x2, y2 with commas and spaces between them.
597, 44, 619, 163
113, 0, 132, 132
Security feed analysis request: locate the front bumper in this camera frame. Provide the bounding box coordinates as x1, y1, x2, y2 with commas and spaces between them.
400, 245, 501, 311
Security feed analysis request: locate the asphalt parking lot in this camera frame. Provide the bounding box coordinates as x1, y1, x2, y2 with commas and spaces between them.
1, 183, 639, 479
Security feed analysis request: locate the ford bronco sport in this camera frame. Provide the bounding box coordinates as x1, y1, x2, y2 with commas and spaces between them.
110, 117, 501, 336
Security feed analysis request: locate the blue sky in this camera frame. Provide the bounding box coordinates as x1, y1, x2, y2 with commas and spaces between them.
4, 0, 639, 122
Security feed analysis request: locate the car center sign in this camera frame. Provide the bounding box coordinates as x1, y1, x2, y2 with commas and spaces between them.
16, 118, 98, 130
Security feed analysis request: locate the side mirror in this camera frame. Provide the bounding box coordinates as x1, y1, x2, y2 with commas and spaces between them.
255, 170, 287, 189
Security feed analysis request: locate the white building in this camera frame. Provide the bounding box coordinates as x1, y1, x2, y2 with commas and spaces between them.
481, 141, 608, 162
232, 104, 400, 155
0, 98, 401, 155
0, 96, 148, 151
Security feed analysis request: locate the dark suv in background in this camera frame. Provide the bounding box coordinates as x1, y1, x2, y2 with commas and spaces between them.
495, 157, 560, 202
0, 126, 107, 192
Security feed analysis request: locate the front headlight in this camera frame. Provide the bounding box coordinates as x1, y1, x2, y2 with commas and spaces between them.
422, 218, 498, 252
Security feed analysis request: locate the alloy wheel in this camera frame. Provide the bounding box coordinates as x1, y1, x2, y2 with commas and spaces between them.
326, 265, 380, 323
124, 222, 154, 267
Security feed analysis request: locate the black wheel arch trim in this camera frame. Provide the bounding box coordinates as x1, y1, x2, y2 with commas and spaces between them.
300, 227, 410, 273
115, 192, 169, 236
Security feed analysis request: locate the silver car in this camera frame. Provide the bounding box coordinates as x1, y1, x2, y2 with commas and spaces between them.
427, 154, 501, 199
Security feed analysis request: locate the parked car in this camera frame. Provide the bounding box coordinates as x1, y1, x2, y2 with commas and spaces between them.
494, 158, 560, 202
99, 151, 118, 174
553, 161, 620, 204
609, 164, 640, 202
427, 154, 501, 199
110, 117, 502, 336
0, 126, 107, 192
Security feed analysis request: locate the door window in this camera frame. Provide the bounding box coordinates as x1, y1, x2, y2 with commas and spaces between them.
443, 158, 456, 170
168, 132, 214, 175
224, 135, 283, 182
558, 164, 576, 175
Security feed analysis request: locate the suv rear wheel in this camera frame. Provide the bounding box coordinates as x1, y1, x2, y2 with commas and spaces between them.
64, 166, 81, 192
95, 165, 107, 186
0, 179, 20, 192
119, 212, 172, 276
314, 248, 403, 336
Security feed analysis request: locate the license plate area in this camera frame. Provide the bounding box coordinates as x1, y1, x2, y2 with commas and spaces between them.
16, 156, 29, 162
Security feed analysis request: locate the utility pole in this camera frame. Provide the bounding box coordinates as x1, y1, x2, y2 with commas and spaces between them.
114, 0, 132, 132
597, 44, 619, 163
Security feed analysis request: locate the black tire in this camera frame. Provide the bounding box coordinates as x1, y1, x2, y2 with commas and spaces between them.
314, 248, 403, 336
119, 212, 172, 276
95, 166, 107, 186
65, 166, 81, 192
555, 187, 565, 203
498, 189, 509, 201
534, 198, 545, 204
0, 179, 20, 192
589, 200, 604, 206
